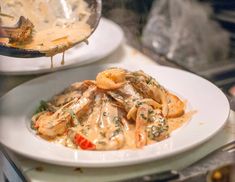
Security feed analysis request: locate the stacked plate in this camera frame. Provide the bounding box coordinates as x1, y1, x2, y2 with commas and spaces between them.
0, 18, 124, 75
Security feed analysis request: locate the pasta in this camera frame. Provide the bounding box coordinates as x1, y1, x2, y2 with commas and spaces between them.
31, 68, 194, 150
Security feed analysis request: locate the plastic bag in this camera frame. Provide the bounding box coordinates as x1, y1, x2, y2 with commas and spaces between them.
142, 0, 230, 68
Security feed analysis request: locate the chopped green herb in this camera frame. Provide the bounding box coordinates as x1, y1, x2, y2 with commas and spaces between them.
132, 98, 138, 102
103, 98, 108, 103
146, 77, 153, 84
99, 132, 106, 137
85, 125, 91, 130
147, 123, 168, 140
148, 116, 155, 122
163, 125, 169, 130
110, 128, 121, 139
66, 122, 71, 128
80, 129, 87, 136
68, 110, 76, 120
67, 109, 80, 125
98, 120, 103, 128
148, 109, 154, 115
140, 113, 148, 120
113, 116, 121, 127
147, 125, 160, 139
103, 112, 108, 116
97, 141, 106, 145
158, 117, 166, 124
136, 101, 143, 107
34, 100, 48, 114
133, 72, 139, 77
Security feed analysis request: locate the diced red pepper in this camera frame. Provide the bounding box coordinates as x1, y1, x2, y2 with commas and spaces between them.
74, 133, 96, 150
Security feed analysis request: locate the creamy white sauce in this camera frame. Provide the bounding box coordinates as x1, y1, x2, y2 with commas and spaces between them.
32, 70, 195, 150
50, 111, 194, 150
0, 0, 92, 56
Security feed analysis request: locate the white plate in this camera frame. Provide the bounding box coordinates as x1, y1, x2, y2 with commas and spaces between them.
0, 64, 230, 167
0, 18, 124, 75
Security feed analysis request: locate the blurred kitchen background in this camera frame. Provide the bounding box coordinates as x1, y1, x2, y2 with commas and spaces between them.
102, 0, 235, 108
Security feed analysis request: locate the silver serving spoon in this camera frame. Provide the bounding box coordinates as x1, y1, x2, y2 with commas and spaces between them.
0, 0, 102, 58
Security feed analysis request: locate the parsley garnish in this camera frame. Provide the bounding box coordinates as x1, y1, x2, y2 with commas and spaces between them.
100, 132, 106, 137
110, 128, 122, 139
67, 109, 80, 125
140, 113, 148, 120
113, 116, 121, 127
103, 112, 108, 116
34, 100, 48, 114
148, 109, 154, 115
146, 77, 153, 84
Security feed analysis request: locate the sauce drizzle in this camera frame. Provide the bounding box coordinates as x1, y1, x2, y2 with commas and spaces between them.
61, 52, 65, 65
0, 0, 92, 56
50, 56, 53, 69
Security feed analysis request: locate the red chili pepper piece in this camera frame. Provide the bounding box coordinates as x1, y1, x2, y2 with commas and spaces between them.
74, 133, 96, 150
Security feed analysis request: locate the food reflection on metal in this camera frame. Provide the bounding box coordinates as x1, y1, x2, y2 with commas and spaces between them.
31, 68, 194, 151
0, 16, 34, 43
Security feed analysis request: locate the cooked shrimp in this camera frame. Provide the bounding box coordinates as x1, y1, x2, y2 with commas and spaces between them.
95, 95, 125, 150
127, 98, 161, 120
50, 81, 90, 107
94, 129, 125, 150
126, 70, 169, 117
36, 85, 97, 138
32, 68, 190, 151
135, 104, 152, 148
96, 68, 126, 90
108, 83, 143, 111
32, 111, 53, 129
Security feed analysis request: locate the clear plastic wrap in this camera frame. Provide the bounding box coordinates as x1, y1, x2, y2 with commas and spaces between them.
142, 0, 230, 68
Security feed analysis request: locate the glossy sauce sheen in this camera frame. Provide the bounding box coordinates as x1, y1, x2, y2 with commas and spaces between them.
0, 0, 92, 56
32, 69, 195, 151
54, 110, 194, 149
49, 90, 194, 150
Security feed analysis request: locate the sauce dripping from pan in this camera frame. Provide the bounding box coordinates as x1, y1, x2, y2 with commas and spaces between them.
0, 0, 92, 56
